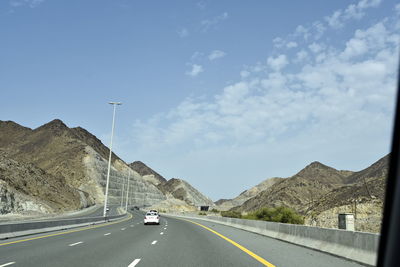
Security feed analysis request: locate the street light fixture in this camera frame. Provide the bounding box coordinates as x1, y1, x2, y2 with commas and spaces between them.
103, 101, 122, 218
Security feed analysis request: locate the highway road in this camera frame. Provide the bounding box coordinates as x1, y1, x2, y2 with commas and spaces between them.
0, 210, 366, 267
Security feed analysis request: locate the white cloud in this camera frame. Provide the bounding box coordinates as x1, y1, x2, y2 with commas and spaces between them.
295, 25, 310, 40
312, 21, 326, 39
240, 70, 250, 78
208, 50, 226, 61
295, 50, 309, 62
308, 42, 324, 53
273, 37, 285, 48
186, 64, 204, 77
10, 0, 44, 8
267, 54, 288, 71
341, 22, 391, 59
133, 17, 397, 154
190, 51, 204, 60
201, 12, 229, 32
286, 42, 298, 49
177, 28, 189, 38
325, 0, 382, 29
196, 1, 206, 10
325, 10, 343, 28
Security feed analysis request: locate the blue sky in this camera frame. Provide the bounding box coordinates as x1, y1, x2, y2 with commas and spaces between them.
1, 0, 399, 200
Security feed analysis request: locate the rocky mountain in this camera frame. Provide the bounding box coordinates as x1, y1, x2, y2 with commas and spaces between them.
129, 160, 214, 209
235, 161, 352, 213
157, 178, 214, 207
305, 155, 389, 232
129, 161, 167, 186
0, 119, 166, 215
0, 151, 86, 214
215, 177, 283, 211
232, 155, 389, 232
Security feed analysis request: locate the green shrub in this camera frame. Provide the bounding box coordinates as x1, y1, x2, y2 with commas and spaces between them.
221, 210, 242, 218
243, 206, 304, 224
210, 208, 219, 213
198, 212, 207, 215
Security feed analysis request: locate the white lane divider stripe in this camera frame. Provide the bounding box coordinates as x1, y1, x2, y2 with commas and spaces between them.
163, 227, 167, 230
160, 232, 164, 235
0, 262, 15, 267
69, 241, 83, 247
128, 258, 141, 267
104, 233, 111, 236
130, 225, 134, 227
121, 228, 126, 231
151, 240, 157, 245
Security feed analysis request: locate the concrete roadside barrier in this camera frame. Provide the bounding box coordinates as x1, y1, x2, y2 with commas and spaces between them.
165, 213, 379, 266
0, 214, 126, 240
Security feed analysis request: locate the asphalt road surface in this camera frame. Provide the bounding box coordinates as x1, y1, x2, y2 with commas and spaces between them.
0, 210, 366, 267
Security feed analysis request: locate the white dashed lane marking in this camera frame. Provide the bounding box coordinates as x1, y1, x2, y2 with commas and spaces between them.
163, 227, 167, 230
104, 233, 111, 236
69, 241, 83, 247
151, 240, 157, 245
0, 262, 15, 267
128, 258, 141, 267
121, 228, 126, 231
160, 232, 164, 235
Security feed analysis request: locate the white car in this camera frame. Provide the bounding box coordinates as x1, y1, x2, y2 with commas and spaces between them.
144, 211, 160, 225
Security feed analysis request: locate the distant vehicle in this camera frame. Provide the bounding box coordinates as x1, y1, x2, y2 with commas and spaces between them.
106, 207, 110, 212
144, 211, 160, 225
149, 209, 158, 214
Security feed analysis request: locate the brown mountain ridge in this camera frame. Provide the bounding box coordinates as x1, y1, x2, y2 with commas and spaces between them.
231, 154, 388, 232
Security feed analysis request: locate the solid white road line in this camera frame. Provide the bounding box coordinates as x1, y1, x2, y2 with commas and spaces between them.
128, 258, 141, 267
104, 233, 111, 236
151, 240, 157, 245
0, 262, 15, 267
160, 232, 164, 235
69, 241, 83, 247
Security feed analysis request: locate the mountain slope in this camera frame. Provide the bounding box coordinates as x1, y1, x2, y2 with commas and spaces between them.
233, 155, 388, 232
235, 161, 351, 214
158, 178, 214, 207
129, 161, 167, 186
215, 177, 283, 211
0, 151, 87, 214
0, 119, 166, 214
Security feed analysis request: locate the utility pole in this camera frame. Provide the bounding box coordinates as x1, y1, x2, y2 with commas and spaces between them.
103, 102, 122, 218
125, 169, 131, 213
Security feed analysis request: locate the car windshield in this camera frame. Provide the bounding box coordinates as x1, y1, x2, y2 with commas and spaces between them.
1, 1, 398, 267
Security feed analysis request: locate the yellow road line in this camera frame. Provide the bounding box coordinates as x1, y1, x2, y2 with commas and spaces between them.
0, 213, 133, 247
182, 218, 276, 267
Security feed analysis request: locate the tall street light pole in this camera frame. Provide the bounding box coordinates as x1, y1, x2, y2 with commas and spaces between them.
125, 169, 131, 213
103, 101, 122, 218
